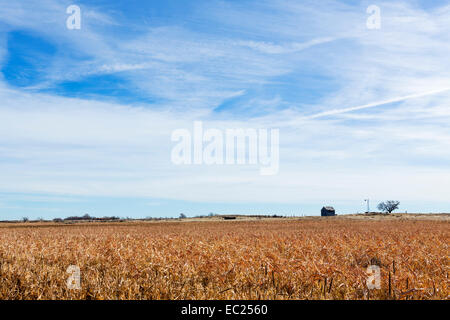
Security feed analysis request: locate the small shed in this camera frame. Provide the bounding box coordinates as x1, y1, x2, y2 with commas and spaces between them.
321, 206, 336, 216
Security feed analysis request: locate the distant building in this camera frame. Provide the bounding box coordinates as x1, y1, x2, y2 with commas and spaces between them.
321, 206, 336, 216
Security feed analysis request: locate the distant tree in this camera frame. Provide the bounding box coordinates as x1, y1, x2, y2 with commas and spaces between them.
22, 217, 29, 222
179, 213, 187, 219
377, 201, 400, 214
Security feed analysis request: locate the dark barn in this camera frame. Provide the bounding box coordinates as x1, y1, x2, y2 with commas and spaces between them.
321, 206, 336, 216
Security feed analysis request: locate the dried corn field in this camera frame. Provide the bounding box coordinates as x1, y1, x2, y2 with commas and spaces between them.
0, 218, 448, 300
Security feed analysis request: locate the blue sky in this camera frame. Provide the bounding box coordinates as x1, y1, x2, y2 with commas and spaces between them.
0, 0, 449, 219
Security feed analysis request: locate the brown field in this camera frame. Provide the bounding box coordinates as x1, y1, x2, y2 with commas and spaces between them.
0, 216, 448, 300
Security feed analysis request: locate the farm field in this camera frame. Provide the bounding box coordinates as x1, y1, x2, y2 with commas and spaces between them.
0, 216, 448, 300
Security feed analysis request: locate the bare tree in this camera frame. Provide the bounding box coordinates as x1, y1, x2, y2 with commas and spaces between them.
377, 201, 400, 214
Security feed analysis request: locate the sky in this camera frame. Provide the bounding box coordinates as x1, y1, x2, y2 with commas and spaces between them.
0, 0, 449, 219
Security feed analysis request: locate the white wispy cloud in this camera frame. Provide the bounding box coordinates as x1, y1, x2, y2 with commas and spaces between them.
235, 37, 337, 54
304, 87, 450, 119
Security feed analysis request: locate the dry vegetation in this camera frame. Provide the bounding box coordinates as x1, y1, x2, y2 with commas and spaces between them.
0, 217, 448, 300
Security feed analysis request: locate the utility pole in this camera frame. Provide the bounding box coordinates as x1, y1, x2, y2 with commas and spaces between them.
364, 199, 370, 213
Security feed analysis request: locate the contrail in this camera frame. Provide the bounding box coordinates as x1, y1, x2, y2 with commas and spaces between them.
304, 87, 450, 119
